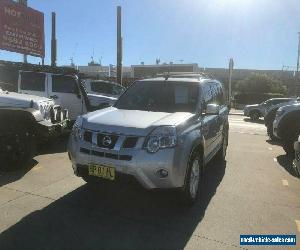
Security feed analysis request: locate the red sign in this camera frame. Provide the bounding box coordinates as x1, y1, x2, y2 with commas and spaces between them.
0, 0, 44, 57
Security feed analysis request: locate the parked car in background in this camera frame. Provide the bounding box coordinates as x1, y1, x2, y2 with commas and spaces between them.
264, 98, 299, 140
273, 103, 300, 155
244, 98, 293, 121
83, 79, 125, 97
83, 80, 125, 109
0, 88, 68, 170
68, 77, 229, 205
18, 71, 115, 121
293, 136, 300, 177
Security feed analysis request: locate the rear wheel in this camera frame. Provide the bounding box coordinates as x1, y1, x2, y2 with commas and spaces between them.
180, 151, 203, 206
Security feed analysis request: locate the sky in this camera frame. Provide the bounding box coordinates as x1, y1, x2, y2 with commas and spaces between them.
1, 0, 300, 70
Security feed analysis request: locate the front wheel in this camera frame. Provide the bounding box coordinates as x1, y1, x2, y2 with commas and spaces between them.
282, 138, 296, 156
0, 131, 36, 171
250, 111, 260, 121
180, 152, 203, 205
267, 125, 276, 141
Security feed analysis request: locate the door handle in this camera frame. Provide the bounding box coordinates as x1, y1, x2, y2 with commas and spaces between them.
50, 95, 58, 99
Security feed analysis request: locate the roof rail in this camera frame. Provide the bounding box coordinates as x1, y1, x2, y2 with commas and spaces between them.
156, 71, 214, 79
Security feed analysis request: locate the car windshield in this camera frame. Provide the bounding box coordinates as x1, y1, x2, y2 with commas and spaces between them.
115, 81, 199, 113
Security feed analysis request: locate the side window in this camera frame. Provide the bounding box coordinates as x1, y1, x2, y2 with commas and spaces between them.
215, 83, 225, 105
20, 72, 45, 91
202, 83, 213, 111
52, 75, 78, 93
91, 82, 113, 94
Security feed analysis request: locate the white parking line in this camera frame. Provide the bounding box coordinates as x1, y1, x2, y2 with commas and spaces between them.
281, 179, 289, 186
295, 220, 300, 232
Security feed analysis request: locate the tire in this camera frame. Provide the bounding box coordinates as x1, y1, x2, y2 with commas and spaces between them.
282, 138, 296, 156
267, 125, 276, 141
294, 165, 300, 178
250, 111, 260, 121
180, 151, 203, 206
0, 128, 36, 171
216, 132, 228, 162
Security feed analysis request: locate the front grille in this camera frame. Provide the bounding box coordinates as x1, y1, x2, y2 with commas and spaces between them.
122, 137, 138, 148
83, 131, 93, 143
97, 133, 118, 149
80, 147, 132, 161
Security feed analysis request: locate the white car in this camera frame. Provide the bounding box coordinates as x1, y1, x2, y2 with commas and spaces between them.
83, 79, 125, 97
0, 88, 68, 170
18, 71, 117, 121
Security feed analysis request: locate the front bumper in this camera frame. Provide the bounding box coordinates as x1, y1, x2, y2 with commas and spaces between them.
293, 141, 300, 176
67, 135, 188, 190
37, 119, 69, 138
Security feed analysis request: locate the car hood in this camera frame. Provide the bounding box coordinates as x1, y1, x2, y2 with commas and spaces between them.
0, 91, 53, 109
82, 107, 194, 136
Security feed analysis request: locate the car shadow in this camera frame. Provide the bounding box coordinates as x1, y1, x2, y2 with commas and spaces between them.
243, 118, 265, 124
0, 135, 69, 186
0, 159, 226, 250
37, 133, 70, 155
276, 155, 298, 177
266, 139, 282, 146
0, 159, 38, 187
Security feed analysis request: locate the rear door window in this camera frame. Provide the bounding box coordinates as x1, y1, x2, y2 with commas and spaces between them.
52, 75, 78, 93
20, 72, 45, 91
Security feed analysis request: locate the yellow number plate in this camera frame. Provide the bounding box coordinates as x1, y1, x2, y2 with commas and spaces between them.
88, 165, 115, 181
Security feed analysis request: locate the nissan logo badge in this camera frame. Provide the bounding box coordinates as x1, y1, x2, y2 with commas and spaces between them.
102, 135, 112, 146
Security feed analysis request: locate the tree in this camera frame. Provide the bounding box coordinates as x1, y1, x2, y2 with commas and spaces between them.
235, 73, 287, 94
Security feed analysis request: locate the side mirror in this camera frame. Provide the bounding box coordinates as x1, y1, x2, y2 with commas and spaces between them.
205, 104, 220, 115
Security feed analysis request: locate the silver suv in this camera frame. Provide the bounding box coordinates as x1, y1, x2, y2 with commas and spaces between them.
68, 77, 229, 204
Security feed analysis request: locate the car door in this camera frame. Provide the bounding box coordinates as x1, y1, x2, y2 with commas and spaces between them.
48, 74, 84, 121
214, 82, 227, 146
201, 83, 218, 158
18, 71, 47, 97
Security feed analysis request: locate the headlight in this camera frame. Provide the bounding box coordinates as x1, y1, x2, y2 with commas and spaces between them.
145, 126, 177, 153
72, 116, 84, 141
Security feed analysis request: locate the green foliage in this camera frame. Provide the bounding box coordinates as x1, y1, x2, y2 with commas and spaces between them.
235, 73, 287, 94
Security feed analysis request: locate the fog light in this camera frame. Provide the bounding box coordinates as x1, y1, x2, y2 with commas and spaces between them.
156, 169, 168, 178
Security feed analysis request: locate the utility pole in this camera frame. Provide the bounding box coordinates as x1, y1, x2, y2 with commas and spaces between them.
18, 0, 28, 63
116, 6, 122, 85
297, 32, 300, 76
228, 58, 234, 104
51, 12, 57, 67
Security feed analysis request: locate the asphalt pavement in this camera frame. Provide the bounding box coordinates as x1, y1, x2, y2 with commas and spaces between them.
0, 115, 299, 250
